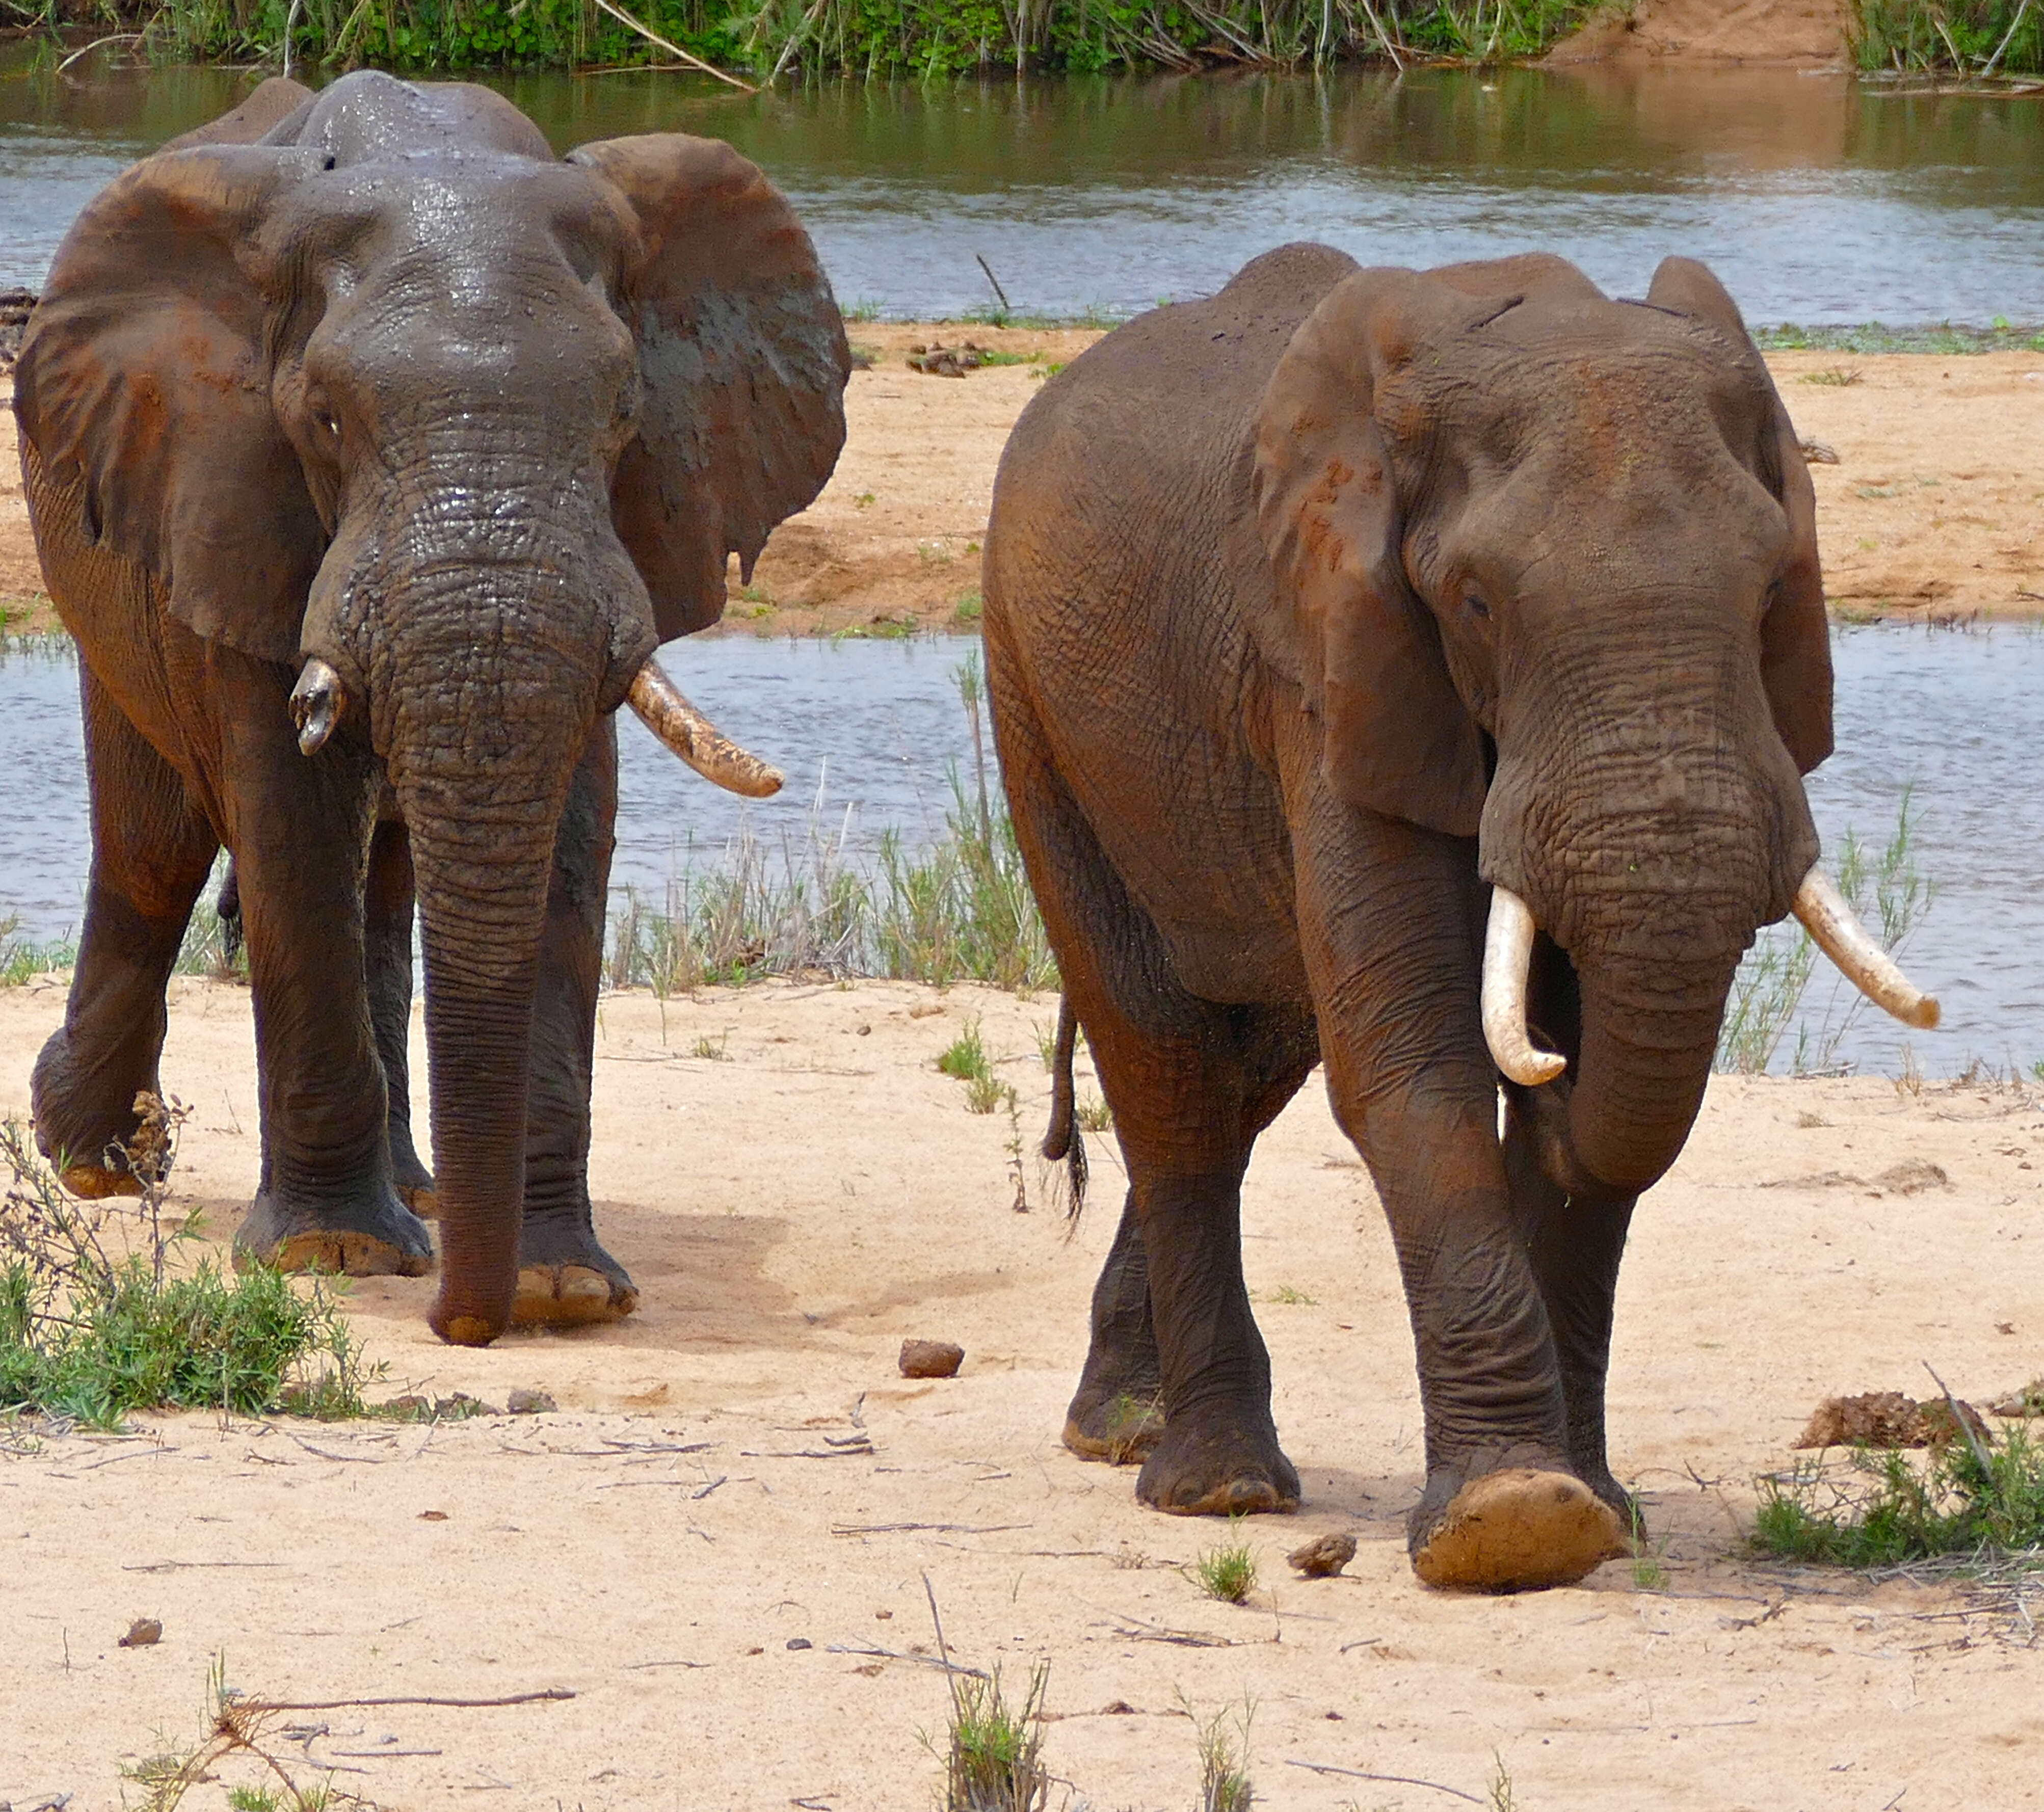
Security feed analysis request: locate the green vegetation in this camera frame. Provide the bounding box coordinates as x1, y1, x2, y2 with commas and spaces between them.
1186, 1696, 1255, 1812
1715, 789, 1933, 1076
124, 1653, 340, 1811
1798, 364, 1866, 387
605, 656, 1054, 996
1757, 321, 2044, 355
938, 1017, 992, 1081
1188, 1522, 1259, 1603
30, 0, 1597, 76
1753, 1423, 2044, 1567
932, 1662, 1051, 1812
1846, 0, 2044, 76
1, 1108, 368, 1428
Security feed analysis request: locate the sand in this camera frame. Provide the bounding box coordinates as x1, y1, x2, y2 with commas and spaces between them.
7, 335, 2044, 641
2, 976, 2041, 1809
1547, 0, 1852, 66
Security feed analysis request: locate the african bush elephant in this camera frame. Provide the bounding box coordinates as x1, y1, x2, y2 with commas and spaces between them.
986, 246, 1936, 1590
14, 71, 847, 1345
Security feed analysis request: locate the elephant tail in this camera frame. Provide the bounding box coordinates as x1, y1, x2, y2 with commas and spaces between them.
216, 858, 243, 966
1041, 995, 1089, 1224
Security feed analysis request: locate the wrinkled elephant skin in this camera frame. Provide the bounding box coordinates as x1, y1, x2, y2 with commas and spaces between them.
14, 72, 847, 1344
985, 246, 1834, 1590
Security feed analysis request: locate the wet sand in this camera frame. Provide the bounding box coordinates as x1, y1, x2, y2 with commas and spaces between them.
1, 977, 2040, 1809
6, 336, 2042, 639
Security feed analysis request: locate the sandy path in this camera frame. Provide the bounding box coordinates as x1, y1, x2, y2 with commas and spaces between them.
6, 338, 2042, 640
2, 977, 2040, 1809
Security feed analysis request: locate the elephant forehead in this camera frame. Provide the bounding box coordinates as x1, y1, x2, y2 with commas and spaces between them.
289, 68, 554, 165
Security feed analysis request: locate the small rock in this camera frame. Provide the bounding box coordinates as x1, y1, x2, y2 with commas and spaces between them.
418, 1509, 449, 1522
899, 1338, 965, 1379
436, 1391, 501, 1418
1286, 1532, 1358, 1579
1799, 437, 1840, 465
506, 1388, 557, 1416
383, 1393, 431, 1419
118, 1617, 162, 1648
1872, 1159, 1950, 1196
1101, 1699, 1137, 1715
786, 1636, 813, 1650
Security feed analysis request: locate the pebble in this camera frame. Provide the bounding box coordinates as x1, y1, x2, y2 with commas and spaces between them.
899, 1339, 965, 1379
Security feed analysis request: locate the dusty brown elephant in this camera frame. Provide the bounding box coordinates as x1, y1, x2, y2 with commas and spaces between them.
14, 71, 847, 1345
985, 246, 1936, 1590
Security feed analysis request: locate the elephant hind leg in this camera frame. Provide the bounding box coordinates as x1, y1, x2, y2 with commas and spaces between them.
33, 668, 219, 1195
991, 678, 1315, 1511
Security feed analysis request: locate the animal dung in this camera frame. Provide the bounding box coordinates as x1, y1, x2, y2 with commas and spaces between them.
899, 1338, 965, 1378
906, 340, 986, 378
1794, 1390, 1991, 1450
118, 1617, 162, 1648
1286, 1533, 1358, 1579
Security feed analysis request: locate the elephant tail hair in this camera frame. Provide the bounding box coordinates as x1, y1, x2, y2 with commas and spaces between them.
1041, 995, 1089, 1225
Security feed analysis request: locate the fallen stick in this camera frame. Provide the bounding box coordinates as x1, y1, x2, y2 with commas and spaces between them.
1286, 1760, 1481, 1804
587, 0, 754, 92
831, 1522, 1030, 1536
825, 1642, 988, 1680
245, 1688, 574, 1712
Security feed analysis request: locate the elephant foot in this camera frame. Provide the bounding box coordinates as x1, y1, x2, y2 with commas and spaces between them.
1136, 1406, 1299, 1517
390, 1126, 437, 1218
59, 1161, 144, 1201
1410, 1464, 1629, 1593
513, 1219, 637, 1328
233, 1188, 435, 1280
1063, 1389, 1165, 1464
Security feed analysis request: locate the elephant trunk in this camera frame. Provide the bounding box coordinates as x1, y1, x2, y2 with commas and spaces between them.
1562, 947, 1743, 1196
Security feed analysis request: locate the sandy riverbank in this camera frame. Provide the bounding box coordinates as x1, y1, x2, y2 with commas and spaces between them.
1, 976, 2040, 1809
6, 334, 2042, 640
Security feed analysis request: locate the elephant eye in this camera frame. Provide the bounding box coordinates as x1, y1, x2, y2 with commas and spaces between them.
1464, 591, 1491, 621
313, 411, 340, 441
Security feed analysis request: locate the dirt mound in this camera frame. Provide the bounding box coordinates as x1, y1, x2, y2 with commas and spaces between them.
1547, 0, 1850, 64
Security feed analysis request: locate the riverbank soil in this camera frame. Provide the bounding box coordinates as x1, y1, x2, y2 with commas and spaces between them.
6, 339, 2042, 638
1546, 0, 1850, 64
2, 978, 2040, 1809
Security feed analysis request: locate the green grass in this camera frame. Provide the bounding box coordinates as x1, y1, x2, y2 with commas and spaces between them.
1075, 1094, 1113, 1131
934, 1664, 1051, 1812
1753, 1423, 2044, 1568
1799, 365, 1866, 387
123, 1652, 340, 1811
32, 0, 1597, 75
1189, 1523, 1259, 1604
938, 1018, 991, 1082
1, 1111, 369, 1428
1845, 0, 2044, 75
1186, 1696, 1255, 1812
1716, 789, 1933, 1076
1757, 321, 2044, 355
603, 658, 1055, 997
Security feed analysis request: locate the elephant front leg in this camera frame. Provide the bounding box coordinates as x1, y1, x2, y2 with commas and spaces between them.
515, 717, 636, 1327
33, 669, 219, 1195
1293, 798, 1624, 1590
220, 657, 432, 1280
1503, 1084, 1638, 1525
1063, 1191, 1164, 1463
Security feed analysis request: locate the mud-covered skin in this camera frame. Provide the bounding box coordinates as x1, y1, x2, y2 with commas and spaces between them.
15, 72, 847, 1344
985, 246, 1836, 1588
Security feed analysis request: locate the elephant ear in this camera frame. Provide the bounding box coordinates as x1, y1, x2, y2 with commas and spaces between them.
1250, 268, 1491, 839
13, 143, 322, 667
569, 134, 850, 643
1646, 255, 1833, 774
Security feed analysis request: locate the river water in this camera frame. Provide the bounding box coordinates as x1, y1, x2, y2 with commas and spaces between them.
3, 54, 2043, 321
1, 629, 2037, 1079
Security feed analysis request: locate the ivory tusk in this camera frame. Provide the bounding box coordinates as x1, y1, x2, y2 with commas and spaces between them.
1791, 865, 1941, 1030
290, 657, 345, 756
626, 657, 784, 800
1482, 887, 1567, 1087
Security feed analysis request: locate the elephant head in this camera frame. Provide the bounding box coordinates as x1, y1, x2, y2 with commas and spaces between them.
1250, 253, 1932, 1198
14, 72, 848, 1343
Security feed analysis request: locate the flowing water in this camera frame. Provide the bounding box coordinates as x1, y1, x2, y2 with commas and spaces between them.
4, 54, 2044, 320
2, 628, 2038, 1079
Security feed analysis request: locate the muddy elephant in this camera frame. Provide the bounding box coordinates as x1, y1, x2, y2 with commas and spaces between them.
986, 246, 1936, 1590
14, 71, 847, 1345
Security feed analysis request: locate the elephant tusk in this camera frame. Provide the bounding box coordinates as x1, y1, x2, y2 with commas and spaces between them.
626, 657, 784, 800
1791, 865, 1940, 1030
1482, 888, 1567, 1087
290, 658, 346, 756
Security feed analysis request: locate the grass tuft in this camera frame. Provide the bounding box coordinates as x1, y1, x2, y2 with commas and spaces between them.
922, 1577, 1050, 1812
123, 1651, 339, 1811
1717, 789, 1933, 1075
1799, 364, 1866, 386
1188, 1522, 1259, 1604
1, 1107, 371, 1429
1752, 1422, 2044, 1568
938, 1018, 992, 1082
1185, 1695, 1255, 1812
